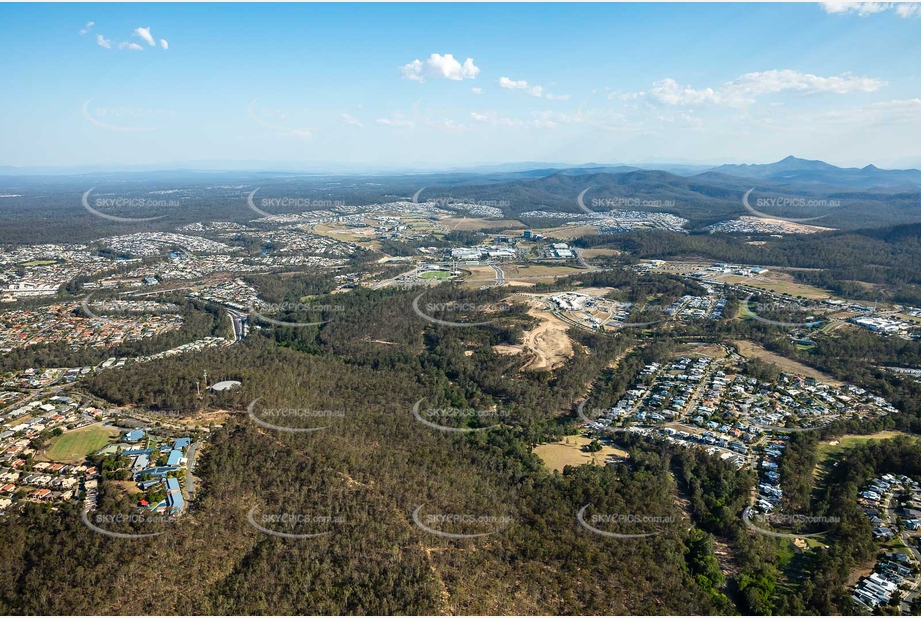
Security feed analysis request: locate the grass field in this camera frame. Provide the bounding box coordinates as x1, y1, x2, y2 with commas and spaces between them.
21, 259, 57, 267
719, 274, 830, 299
814, 431, 911, 481
732, 340, 842, 385
534, 435, 628, 472
420, 270, 451, 279
43, 425, 119, 463
817, 431, 908, 459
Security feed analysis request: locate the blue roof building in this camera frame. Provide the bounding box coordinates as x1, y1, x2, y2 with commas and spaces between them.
121, 448, 153, 456
132, 454, 150, 471
165, 477, 184, 515
125, 429, 146, 442
173, 437, 191, 450
166, 450, 183, 466
133, 465, 179, 479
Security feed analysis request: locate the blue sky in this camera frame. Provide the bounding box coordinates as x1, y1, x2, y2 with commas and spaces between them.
1, 2, 920, 170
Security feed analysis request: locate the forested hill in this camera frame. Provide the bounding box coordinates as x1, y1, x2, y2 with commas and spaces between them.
574, 223, 921, 304
3, 165, 921, 244
0, 284, 733, 616
387, 168, 921, 231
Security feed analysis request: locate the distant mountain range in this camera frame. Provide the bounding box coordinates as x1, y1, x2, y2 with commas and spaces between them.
710, 155, 921, 189
4, 156, 919, 190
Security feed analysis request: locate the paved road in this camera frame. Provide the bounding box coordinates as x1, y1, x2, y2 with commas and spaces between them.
226, 309, 247, 342
882, 491, 921, 613
184, 441, 201, 500
491, 264, 505, 286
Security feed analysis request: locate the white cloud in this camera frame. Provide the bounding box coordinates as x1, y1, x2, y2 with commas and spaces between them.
134, 27, 156, 47
95, 34, 111, 49
427, 54, 479, 80
821, 2, 890, 15
895, 3, 921, 16
499, 77, 529, 90
820, 2, 921, 17
401, 59, 424, 82
411, 102, 467, 132
498, 76, 561, 99
159, 39, 168, 50
471, 87, 483, 95
809, 98, 921, 126
469, 111, 523, 127
401, 54, 479, 83
628, 69, 886, 107
376, 115, 415, 128
119, 42, 144, 51
80, 21, 95, 35
340, 113, 363, 128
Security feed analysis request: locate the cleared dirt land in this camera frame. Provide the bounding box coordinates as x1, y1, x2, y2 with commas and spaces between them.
494, 302, 574, 371
580, 248, 622, 258
732, 340, 842, 385
42, 425, 119, 463
500, 264, 583, 281
534, 435, 628, 472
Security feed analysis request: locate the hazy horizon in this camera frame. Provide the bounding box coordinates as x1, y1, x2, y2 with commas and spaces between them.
2, 3, 921, 170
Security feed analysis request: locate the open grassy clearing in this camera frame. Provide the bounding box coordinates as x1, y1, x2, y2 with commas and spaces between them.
817, 431, 908, 460
718, 274, 830, 299
42, 425, 120, 463
419, 270, 451, 279
501, 264, 583, 280
813, 431, 912, 481
534, 435, 628, 472
732, 340, 842, 385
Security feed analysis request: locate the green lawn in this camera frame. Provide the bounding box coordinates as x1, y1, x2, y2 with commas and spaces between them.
21, 259, 57, 267
44, 426, 119, 463
420, 270, 451, 279
817, 431, 907, 459
814, 431, 912, 480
